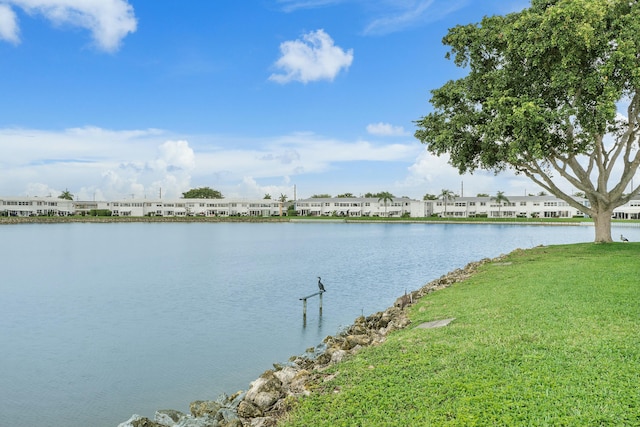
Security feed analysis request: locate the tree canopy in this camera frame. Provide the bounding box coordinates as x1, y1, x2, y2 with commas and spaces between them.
377, 191, 394, 203
182, 187, 223, 199
415, 0, 640, 242
365, 192, 395, 199
58, 189, 73, 200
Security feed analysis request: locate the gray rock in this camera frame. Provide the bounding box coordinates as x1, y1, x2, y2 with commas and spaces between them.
175, 415, 218, 427
273, 366, 298, 385
248, 416, 278, 427
237, 400, 262, 418
190, 400, 223, 418
229, 391, 246, 409
117, 414, 167, 427
156, 409, 186, 425
244, 371, 283, 410
330, 349, 348, 364
217, 407, 240, 423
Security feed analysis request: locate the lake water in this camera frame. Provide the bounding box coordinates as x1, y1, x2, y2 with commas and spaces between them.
0, 221, 624, 426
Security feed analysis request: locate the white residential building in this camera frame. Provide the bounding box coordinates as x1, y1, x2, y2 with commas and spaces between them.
2, 194, 640, 219
0, 197, 75, 217
0, 197, 285, 218
294, 197, 421, 217
430, 195, 591, 219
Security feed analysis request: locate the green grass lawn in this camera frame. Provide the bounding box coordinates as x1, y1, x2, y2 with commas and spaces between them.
280, 243, 640, 426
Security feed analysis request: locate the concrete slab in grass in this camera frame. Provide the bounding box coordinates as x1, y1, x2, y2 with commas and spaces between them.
416, 318, 456, 329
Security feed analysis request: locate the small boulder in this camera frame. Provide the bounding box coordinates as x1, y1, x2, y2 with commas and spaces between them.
273, 366, 298, 386
174, 415, 218, 427
117, 414, 166, 427
237, 400, 263, 418
190, 400, 223, 418
156, 409, 186, 425
244, 371, 283, 410
346, 334, 371, 348
330, 349, 348, 364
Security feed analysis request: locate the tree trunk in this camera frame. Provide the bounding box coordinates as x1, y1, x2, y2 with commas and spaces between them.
592, 209, 613, 243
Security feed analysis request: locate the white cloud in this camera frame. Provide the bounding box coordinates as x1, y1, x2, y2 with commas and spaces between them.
0, 126, 553, 201
1, 0, 137, 51
194, 132, 419, 185
227, 176, 295, 199
269, 29, 353, 84
277, 0, 345, 13
363, 0, 469, 35
0, 4, 20, 44
400, 148, 540, 198
277, 0, 469, 36
0, 126, 423, 200
100, 140, 196, 199
366, 122, 409, 136
152, 140, 196, 171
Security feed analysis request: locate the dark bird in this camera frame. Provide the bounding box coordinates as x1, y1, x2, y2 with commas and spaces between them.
621, 234, 629, 242
317, 276, 326, 292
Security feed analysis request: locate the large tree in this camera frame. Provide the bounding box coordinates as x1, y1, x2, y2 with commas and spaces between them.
415, 0, 640, 242
182, 187, 223, 199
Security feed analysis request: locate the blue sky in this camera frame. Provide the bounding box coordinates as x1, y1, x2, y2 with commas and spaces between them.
0, 0, 537, 201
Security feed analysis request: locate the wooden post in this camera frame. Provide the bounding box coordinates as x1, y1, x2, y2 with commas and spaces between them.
302, 298, 308, 324
299, 290, 324, 325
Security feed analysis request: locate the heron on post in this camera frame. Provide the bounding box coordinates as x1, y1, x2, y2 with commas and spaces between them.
621, 234, 629, 242
317, 276, 326, 292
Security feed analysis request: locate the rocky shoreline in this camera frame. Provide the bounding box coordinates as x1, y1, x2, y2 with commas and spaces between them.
117, 255, 501, 427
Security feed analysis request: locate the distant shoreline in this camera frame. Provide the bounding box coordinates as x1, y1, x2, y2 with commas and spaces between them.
0, 216, 597, 226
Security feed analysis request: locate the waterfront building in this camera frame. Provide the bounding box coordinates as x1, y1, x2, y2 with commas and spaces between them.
430, 195, 591, 219
293, 197, 423, 218
0, 197, 284, 218
0, 197, 75, 217
2, 194, 640, 219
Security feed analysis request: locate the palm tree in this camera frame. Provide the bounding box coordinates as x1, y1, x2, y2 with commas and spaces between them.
439, 189, 455, 217
491, 191, 510, 218
377, 192, 394, 217
278, 193, 288, 216
58, 189, 73, 200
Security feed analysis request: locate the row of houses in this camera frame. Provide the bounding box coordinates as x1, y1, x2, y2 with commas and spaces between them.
2, 194, 640, 219
0, 196, 417, 217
